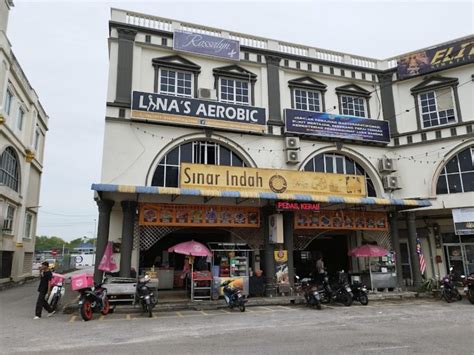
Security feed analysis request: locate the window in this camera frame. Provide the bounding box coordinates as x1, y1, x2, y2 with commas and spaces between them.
17, 108, 24, 131
419, 88, 456, 128
436, 146, 474, 194
219, 78, 250, 105
152, 141, 247, 188
159, 68, 193, 98
34, 128, 40, 150
161, 38, 167, 46
0, 147, 19, 191
3, 204, 16, 232
4, 89, 13, 115
24, 213, 33, 239
284, 59, 289, 67
294, 89, 321, 112
303, 153, 376, 197
307, 63, 312, 71
341, 95, 367, 117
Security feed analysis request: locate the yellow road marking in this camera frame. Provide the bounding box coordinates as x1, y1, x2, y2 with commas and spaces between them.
200, 310, 208, 316
69, 316, 77, 323
277, 306, 293, 310
260, 306, 274, 311
99, 315, 105, 321
126, 314, 132, 320
176, 311, 184, 317
221, 309, 231, 314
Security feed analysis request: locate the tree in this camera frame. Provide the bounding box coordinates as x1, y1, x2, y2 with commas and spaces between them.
35, 236, 67, 252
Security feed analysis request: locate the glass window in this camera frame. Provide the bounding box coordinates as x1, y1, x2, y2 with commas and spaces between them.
0, 147, 19, 191
341, 95, 367, 118
436, 147, 474, 194
34, 128, 40, 151
3, 204, 15, 232
5, 89, 13, 115
219, 78, 250, 105
24, 213, 33, 239
152, 141, 247, 188
17, 108, 24, 131
293, 89, 321, 112
419, 88, 456, 128
159, 69, 193, 98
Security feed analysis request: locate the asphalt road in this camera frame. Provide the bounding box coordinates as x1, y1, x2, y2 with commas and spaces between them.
1, 280, 473, 355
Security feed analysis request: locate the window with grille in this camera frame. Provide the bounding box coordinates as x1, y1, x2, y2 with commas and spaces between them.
152, 141, 247, 188
436, 146, 474, 194
219, 78, 250, 105
419, 88, 456, 128
341, 95, 367, 118
5, 89, 13, 115
24, 213, 33, 239
0, 147, 19, 191
158, 68, 193, 97
303, 153, 376, 197
3, 204, 16, 232
293, 89, 321, 112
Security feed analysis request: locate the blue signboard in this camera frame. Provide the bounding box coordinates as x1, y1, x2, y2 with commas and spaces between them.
173, 30, 240, 61
131, 91, 265, 133
284, 109, 390, 144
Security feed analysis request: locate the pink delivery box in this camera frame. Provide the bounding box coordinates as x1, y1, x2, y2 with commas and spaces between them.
71, 273, 94, 291
50, 273, 66, 286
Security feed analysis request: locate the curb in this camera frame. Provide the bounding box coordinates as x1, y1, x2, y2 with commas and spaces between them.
0, 276, 39, 292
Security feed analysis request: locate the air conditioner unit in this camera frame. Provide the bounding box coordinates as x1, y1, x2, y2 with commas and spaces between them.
286, 149, 300, 164
379, 158, 397, 173
383, 175, 401, 190
198, 88, 217, 100
285, 137, 300, 150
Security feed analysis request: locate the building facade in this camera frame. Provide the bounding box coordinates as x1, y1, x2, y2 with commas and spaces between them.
93, 8, 473, 295
0, 0, 49, 281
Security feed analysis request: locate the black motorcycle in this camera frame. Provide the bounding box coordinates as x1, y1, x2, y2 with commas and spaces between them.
78, 282, 110, 321
351, 281, 369, 305
440, 267, 462, 303
320, 273, 353, 307
221, 280, 247, 312
299, 277, 322, 310
136, 275, 157, 317
463, 273, 474, 304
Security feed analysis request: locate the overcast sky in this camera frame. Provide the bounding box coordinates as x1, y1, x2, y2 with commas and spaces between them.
7, 0, 473, 241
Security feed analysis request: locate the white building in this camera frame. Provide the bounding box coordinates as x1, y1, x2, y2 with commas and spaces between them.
0, 0, 49, 282
92, 8, 472, 296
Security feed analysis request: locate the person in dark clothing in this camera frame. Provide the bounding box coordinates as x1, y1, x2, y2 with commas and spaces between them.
313, 253, 325, 285
34, 261, 55, 319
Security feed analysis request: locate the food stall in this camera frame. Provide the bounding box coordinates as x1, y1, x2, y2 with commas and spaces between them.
208, 243, 252, 298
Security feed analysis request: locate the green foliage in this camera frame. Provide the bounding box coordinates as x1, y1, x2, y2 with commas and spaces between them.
418, 278, 439, 293
35, 236, 97, 252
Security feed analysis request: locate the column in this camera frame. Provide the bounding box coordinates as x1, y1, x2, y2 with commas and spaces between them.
115, 27, 137, 104
263, 208, 276, 296
389, 211, 403, 289
377, 72, 398, 135
265, 55, 283, 127
283, 212, 295, 288
94, 199, 114, 284
119, 201, 137, 277
406, 211, 422, 288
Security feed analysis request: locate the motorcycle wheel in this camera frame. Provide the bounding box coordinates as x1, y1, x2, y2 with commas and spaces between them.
50, 295, 60, 311
100, 297, 110, 315
456, 293, 462, 301
315, 302, 322, 310
359, 294, 369, 306
239, 303, 246, 312
146, 303, 153, 318
80, 300, 93, 321
468, 290, 474, 304
443, 290, 453, 303
343, 293, 353, 307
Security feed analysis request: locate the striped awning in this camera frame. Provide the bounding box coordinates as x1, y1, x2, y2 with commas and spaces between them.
91, 183, 432, 208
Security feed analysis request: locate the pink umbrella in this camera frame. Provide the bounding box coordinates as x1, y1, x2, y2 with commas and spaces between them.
168, 240, 212, 257
348, 244, 389, 257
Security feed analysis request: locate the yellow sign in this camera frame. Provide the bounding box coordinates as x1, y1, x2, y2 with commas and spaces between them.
274, 250, 288, 263
180, 163, 366, 197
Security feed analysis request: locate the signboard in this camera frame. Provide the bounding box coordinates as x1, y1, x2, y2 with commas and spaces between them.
180, 163, 366, 197
295, 210, 388, 231
397, 37, 474, 79
276, 201, 320, 211
139, 203, 260, 228
173, 30, 240, 60
274, 250, 288, 263
269, 214, 284, 244
131, 91, 266, 133
274, 249, 289, 287
284, 109, 390, 144
452, 208, 474, 235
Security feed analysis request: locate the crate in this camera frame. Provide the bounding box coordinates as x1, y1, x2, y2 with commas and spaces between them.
71, 273, 94, 291
50, 273, 66, 286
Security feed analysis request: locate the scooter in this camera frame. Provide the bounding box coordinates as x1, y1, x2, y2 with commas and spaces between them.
136, 275, 157, 317
48, 273, 66, 311
298, 277, 322, 310
463, 273, 474, 304
221, 280, 247, 312
320, 272, 353, 306
78, 282, 110, 321
440, 267, 462, 303
351, 281, 369, 305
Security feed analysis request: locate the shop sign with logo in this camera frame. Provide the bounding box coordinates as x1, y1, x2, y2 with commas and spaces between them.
284, 110, 390, 144
397, 36, 474, 79
452, 208, 474, 235
139, 203, 260, 228
131, 91, 266, 133
173, 30, 240, 61
269, 214, 284, 244
274, 249, 288, 263
276, 201, 320, 211
180, 163, 366, 197
295, 210, 388, 231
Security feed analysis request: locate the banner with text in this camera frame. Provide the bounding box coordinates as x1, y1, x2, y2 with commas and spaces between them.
295, 210, 388, 231
180, 163, 366, 197
173, 30, 240, 60
131, 91, 266, 133
284, 109, 390, 144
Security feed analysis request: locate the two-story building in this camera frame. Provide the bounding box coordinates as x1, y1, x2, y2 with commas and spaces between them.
0, 0, 49, 282
92, 8, 472, 298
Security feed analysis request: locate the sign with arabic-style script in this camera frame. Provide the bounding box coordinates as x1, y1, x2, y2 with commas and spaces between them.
173, 30, 240, 60
131, 91, 266, 133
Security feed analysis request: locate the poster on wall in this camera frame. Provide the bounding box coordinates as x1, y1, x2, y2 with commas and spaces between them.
274, 249, 289, 287
452, 208, 474, 235
294, 210, 388, 231
139, 203, 260, 228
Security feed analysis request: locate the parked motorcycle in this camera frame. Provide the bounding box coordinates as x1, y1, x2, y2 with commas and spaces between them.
298, 277, 322, 310
136, 275, 157, 317
221, 280, 247, 312
78, 282, 110, 321
351, 281, 369, 305
320, 272, 353, 306
440, 267, 462, 303
463, 273, 474, 304
47, 273, 66, 311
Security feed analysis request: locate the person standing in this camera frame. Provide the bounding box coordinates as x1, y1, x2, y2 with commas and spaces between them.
34, 261, 55, 319
314, 253, 325, 285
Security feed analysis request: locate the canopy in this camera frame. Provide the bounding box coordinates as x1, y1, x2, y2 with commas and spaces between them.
348, 244, 389, 257
168, 241, 212, 257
